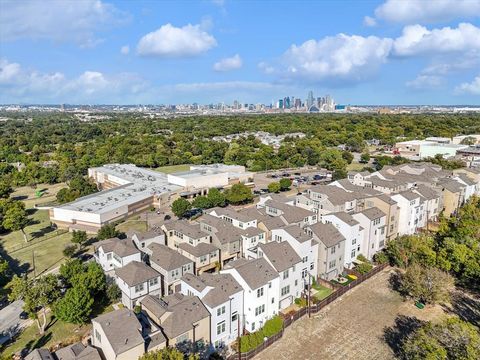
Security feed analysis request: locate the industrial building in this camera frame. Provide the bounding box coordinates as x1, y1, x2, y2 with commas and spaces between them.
49, 164, 253, 231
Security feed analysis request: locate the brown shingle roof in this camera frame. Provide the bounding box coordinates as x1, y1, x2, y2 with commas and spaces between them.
115, 261, 160, 287
147, 243, 192, 271
258, 241, 301, 272
308, 222, 345, 248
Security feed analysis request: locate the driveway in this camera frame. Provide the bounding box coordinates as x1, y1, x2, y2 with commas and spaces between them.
0, 300, 32, 345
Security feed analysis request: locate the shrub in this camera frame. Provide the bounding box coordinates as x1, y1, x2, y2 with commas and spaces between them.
239, 316, 284, 352
356, 262, 373, 274
63, 244, 77, 258
263, 316, 283, 337
294, 297, 307, 307
373, 251, 389, 265
356, 254, 369, 263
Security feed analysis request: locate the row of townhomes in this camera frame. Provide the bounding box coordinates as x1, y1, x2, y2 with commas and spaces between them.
34, 162, 480, 360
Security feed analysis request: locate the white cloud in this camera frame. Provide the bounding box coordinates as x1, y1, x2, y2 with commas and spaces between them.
258, 62, 275, 74
173, 81, 277, 92
213, 54, 242, 71
406, 75, 445, 89
0, 0, 127, 47
393, 23, 480, 57
137, 23, 217, 57
120, 45, 130, 55
0, 58, 147, 103
281, 34, 393, 83
374, 0, 480, 24
455, 76, 480, 95
363, 16, 377, 27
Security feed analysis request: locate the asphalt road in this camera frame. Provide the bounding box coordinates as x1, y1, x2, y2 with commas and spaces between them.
0, 300, 31, 345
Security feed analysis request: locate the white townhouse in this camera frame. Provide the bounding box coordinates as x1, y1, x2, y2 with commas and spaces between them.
181, 273, 244, 350
263, 200, 318, 227
208, 207, 258, 229
127, 230, 165, 251
221, 258, 280, 333
454, 174, 477, 202
254, 241, 303, 309
271, 225, 318, 281
322, 212, 364, 269
114, 261, 162, 309
391, 191, 426, 236
93, 237, 141, 273
352, 207, 387, 261
145, 243, 194, 296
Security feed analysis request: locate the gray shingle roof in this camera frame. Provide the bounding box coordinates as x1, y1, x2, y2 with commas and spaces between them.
182, 272, 243, 308
282, 224, 313, 243
226, 258, 278, 290
414, 185, 441, 200
308, 185, 358, 205
25, 349, 54, 360
327, 212, 359, 226
210, 207, 257, 223
265, 200, 315, 224
147, 243, 192, 271
55, 343, 102, 360
115, 261, 159, 287
140, 294, 210, 339
127, 230, 163, 241
178, 242, 219, 257
163, 220, 206, 239
357, 207, 386, 221
257, 214, 286, 230
92, 308, 143, 356
308, 222, 346, 248
258, 241, 301, 272
94, 238, 140, 258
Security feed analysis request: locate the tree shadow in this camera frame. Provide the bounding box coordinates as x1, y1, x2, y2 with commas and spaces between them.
45, 316, 58, 332
388, 269, 405, 295
20, 331, 53, 357
383, 315, 426, 358
12, 195, 28, 201
442, 291, 480, 327
0, 243, 31, 276
30, 226, 56, 239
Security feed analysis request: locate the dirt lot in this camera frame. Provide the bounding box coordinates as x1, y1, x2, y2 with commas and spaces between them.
255, 268, 449, 360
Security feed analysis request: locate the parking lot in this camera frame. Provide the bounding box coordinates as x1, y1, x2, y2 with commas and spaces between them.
253, 167, 332, 193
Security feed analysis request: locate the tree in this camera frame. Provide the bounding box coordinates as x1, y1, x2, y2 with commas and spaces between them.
106, 282, 121, 302
402, 317, 480, 360
59, 259, 84, 285
63, 244, 77, 258
268, 182, 281, 193
400, 264, 454, 305
225, 183, 253, 205
207, 188, 226, 207
2, 203, 29, 242
54, 285, 94, 324
171, 198, 192, 218
385, 235, 436, 268
341, 151, 354, 164
279, 178, 292, 191
71, 262, 106, 294
0, 181, 13, 199
0, 256, 12, 287
192, 196, 211, 209
139, 347, 190, 360
7, 274, 60, 334
460, 136, 476, 145
360, 152, 371, 163
97, 223, 120, 240
71, 230, 88, 249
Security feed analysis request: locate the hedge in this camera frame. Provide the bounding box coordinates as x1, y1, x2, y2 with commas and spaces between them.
239, 315, 283, 352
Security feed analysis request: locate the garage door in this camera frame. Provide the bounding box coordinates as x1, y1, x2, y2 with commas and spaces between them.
280, 296, 293, 310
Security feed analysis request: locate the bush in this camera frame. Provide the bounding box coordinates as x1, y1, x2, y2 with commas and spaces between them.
373, 251, 389, 265
294, 297, 307, 307
356, 262, 373, 274
356, 254, 369, 263
268, 182, 281, 193
63, 244, 77, 258
106, 283, 121, 302
239, 316, 283, 352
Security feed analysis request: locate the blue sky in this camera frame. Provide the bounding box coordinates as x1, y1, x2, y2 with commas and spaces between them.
1, 0, 480, 105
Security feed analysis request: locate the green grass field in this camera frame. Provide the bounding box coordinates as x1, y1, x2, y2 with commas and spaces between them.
155, 164, 191, 174
312, 284, 334, 301
116, 219, 148, 233
1, 183, 72, 276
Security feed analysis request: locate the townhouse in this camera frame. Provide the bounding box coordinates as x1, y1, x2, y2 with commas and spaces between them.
413, 185, 443, 225
391, 191, 426, 235
306, 222, 346, 280
247, 241, 303, 309
322, 212, 363, 268
361, 194, 399, 241
114, 261, 162, 309
140, 293, 211, 352
297, 185, 357, 216
352, 207, 387, 261
436, 179, 466, 217
221, 258, 280, 333
26, 345, 102, 360
271, 225, 318, 281
181, 273, 243, 350
453, 167, 480, 194
127, 230, 165, 251
145, 243, 194, 296
94, 238, 141, 273
263, 199, 317, 227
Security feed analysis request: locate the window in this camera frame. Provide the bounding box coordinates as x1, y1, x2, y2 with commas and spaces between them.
176, 333, 188, 344
107, 253, 112, 260
381, 227, 385, 234
134, 283, 144, 293
232, 312, 238, 322
281, 286, 290, 296
302, 256, 308, 263
328, 260, 336, 269
283, 269, 289, 279
351, 249, 356, 258
200, 255, 207, 263
149, 277, 158, 286
310, 262, 314, 270
257, 288, 264, 297
271, 297, 274, 304
302, 269, 308, 278
373, 218, 381, 226
352, 238, 356, 245
331, 247, 336, 254
216, 321, 226, 335
255, 304, 265, 316
251, 322, 255, 331
295, 280, 298, 286
217, 306, 226, 316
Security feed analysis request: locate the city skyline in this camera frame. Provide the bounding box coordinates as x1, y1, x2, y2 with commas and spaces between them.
1, 0, 480, 105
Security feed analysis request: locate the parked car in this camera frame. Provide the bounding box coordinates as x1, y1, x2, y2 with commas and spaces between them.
184, 208, 203, 219
19, 311, 28, 320
294, 172, 301, 176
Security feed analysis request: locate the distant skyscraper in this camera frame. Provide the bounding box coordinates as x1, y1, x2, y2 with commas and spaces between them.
277, 99, 284, 109
307, 91, 314, 108
284, 96, 290, 109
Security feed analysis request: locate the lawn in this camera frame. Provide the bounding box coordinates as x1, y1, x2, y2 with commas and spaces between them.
116, 219, 148, 234
1, 301, 114, 358
155, 164, 191, 174
312, 284, 334, 301
1, 183, 72, 276
346, 162, 366, 172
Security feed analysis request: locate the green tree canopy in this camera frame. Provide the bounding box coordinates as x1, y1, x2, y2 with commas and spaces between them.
225, 183, 253, 205
97, 223, 120, 240
54, 285, 94, 324
171, 198, 192, 218
2, 202, 29, 242
279, 178, 292, 191
268, 182, 281, 193
207, 188, 226, 207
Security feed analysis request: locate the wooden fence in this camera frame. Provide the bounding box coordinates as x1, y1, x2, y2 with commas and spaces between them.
228, 263, 388, 360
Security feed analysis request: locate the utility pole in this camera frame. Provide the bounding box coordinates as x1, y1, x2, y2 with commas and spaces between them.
32, 250, 36, 278
237, 315, 241, 360
308, 275, 311, 318
192, 322, 198, 355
